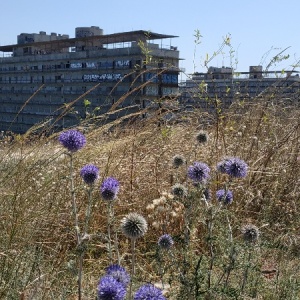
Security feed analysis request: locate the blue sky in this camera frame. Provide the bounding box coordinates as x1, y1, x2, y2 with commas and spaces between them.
1, 0, 299, 78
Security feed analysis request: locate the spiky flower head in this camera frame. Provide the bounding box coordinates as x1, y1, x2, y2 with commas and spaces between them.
217, 157, 248, 178
196, 131, 208, 144
171, 183, 188, 197
187, 162, 210, 183
97, 275, 126, 300
216, 189, 233, 205
100, 177, 120, 201
158, 234, 174, 250
216, 158, 230, 174
121, 213, 148, 240
134, 283, 166, 300
80, 164, 99, 185
105, 264, 130, 288
58, 129, 86, 152
241, 224, 260, 243
172, 154, 185, 168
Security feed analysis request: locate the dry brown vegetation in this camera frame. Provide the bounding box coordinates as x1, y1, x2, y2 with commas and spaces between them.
0, 99, 299, 299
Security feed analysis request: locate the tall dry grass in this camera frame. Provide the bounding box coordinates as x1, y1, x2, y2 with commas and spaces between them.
0, 97, 299, 299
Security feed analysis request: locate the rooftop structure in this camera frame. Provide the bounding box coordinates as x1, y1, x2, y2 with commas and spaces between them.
0, 27, 180, 133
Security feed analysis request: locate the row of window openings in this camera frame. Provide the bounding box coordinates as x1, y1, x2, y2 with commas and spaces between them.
1, 86, 127, 93
0, 60, 142, 72
0, 75, 135, 83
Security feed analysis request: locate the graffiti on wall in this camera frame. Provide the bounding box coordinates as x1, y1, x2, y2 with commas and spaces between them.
115, 60, 130, 68
83, 73, 123, 82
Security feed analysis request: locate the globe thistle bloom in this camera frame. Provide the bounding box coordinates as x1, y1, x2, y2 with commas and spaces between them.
121, 213, 148, 240
100, 177, 120, 201
216, 189, 233, 205
216, 158, 231, 174
105, 264, 130, 288
187, 162, 210, 183
58, 129, 86, 152
241, 224, 260, 243
80, 164, 99, 185
196, 131, 208, 144
217, 157, 248, 178
172, 154, 185, 168
97, 275, 126, 300
158, 234, 174, 250
134, 283, 166, 300
171, 183, 188, 197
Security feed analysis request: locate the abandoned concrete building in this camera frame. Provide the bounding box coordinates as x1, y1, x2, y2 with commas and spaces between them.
180, 65, 300, 111
0, 26, 180, 133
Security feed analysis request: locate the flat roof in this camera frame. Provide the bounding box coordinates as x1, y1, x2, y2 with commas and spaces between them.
0, 30, 178, 52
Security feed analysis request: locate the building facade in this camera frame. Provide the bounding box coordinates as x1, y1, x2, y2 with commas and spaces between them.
180, 66, 300, 111
0, 26, 180, 133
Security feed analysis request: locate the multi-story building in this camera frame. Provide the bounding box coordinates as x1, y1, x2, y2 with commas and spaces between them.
180, 66, 300, 111
0, 26, 180, 133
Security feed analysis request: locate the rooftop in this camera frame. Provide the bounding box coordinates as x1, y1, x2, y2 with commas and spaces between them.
0, 30, 178, 53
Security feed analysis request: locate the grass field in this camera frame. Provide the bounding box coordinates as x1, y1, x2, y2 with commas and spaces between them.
0, 96, 299, 299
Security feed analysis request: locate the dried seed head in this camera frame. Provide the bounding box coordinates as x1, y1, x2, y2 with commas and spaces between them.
171, 183, 188, 197
121, 213, 148, 240
196, 131, 208, 144
241, 224, 260, 243
172, 154, 185, 168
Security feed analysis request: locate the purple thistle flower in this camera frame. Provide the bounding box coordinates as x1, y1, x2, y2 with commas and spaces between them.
216, 189, 233, 205
80, 164, 99, 185
100, 177, 120, 201
217, 157, 248, 178
187, 162, 210, 183
106, 264, 130, 288
217, 158, 230, 174
134, 283, 166, 300
97, 275, 126, 300
158, 234, 174, 250
58, 129, 86, 152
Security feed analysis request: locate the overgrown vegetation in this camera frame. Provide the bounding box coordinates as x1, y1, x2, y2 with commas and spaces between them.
0, 95, 299, 299
0, 33, 299, 299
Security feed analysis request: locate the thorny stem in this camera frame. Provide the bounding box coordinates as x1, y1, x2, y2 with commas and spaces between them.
107, 201, 113, 264
111, 203, 120, 265
68, 153, 82, 300
207, 206, 214, 290
226, 211, 233, 244
84, 185, 93, 234
241, 249, 252, 293
129, 239, 136, 300
69, 153, 80, 244
157, 248, 165, 290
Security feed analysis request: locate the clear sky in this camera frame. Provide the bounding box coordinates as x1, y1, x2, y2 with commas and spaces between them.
1, 0, 299, 79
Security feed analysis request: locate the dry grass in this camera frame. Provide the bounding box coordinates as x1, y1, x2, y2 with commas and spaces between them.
0, 98, 299, 299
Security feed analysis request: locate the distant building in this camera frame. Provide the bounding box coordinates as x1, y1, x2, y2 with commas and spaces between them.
180, 66, 300, 111
0, 26, 180, 133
